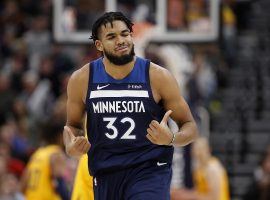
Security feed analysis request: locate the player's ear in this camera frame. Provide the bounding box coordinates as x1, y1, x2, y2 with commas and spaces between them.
95, 40, 103, 51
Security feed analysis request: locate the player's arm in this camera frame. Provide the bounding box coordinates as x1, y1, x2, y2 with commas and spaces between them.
63, 66, 91, 157
20, 168, 29, 193
203, 164, 223, 200
147, 64, 198, 147
50, 152, 70, 200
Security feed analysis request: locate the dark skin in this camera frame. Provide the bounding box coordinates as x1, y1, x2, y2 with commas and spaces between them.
63, 20, 198, 158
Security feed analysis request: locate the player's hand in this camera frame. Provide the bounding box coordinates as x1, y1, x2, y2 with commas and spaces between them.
64, 126, 91, 157
146, 110, 174, 145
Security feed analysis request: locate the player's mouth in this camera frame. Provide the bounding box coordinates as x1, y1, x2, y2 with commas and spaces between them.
115, 46, 129, 52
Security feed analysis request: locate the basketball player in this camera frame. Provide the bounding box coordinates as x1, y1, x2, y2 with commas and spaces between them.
21, 121, 69, 200
192, 137, 230, 200
63, 12, 198, 200
71, 154, 94, 200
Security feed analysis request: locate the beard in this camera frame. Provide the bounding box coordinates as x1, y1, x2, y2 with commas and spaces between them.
103, 45, 135, 65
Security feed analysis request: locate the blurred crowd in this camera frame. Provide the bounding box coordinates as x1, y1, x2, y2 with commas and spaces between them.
0, 0, 231, 199
1, 0, 269, 200
0, 0, 100, 198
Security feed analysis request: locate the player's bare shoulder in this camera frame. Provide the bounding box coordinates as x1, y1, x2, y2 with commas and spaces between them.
67, 63, 90, 103
149, 62, 172, 79
149, 62, 176, 90
149, 62, 181, 101
69, 63, 89, 84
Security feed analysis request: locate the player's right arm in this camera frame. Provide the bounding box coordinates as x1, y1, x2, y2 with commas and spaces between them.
63, 65, 91, 158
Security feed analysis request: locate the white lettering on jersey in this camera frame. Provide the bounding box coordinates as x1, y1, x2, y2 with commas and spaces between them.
92, 101, 146, 113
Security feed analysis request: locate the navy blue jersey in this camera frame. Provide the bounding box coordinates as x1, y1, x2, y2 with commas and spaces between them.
86, 57, 173, 176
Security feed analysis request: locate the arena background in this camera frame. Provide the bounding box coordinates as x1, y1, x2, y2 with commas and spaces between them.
0, 0, 269, 199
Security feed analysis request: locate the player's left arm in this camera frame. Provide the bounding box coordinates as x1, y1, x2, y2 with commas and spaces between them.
146, 63, 198, 147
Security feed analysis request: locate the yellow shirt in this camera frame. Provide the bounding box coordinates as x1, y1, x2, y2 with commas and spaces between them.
193, 157, 230, 200
71, 154, 94, 200
222, 5, 236, 25
24, 145, 62, 200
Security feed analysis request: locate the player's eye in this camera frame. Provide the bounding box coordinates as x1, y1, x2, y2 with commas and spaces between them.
122, 32, 130, 37
108, 36, 115, 40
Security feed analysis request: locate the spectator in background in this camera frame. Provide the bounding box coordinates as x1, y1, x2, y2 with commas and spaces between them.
171, 137, 230, 200
189, 52, 217, 108
20, 71, 55, 128
0, 125, 27, 177
192, 137, 230, 200
74, 0, 104, 30
23, 14, 50, 71
0, 173, 24, 200
167, 0, 186, 30
243, 145, 270, 200
186, 0, 211, 32
0, 155, 8, 179
0, 139, 25, 200
221, 0, 237, 67
0, 74, 14, 124
21, 120, 70, 200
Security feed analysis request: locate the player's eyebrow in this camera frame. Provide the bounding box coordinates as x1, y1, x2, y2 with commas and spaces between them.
105, 32, 116, 38
105, 29, 130, 38
121, 29, 130, 34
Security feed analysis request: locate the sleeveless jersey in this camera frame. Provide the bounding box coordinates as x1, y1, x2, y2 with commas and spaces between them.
24, 145, 62, 200
86, 56, 174, 176
193, 157, 230, 200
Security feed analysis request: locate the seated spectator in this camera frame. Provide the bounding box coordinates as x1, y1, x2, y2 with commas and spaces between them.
243, 145, 270, 200
0, 173, 24, 200
0, 129, 26, 177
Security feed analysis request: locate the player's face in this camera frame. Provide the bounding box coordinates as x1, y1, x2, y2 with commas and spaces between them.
95, 20, 135, 65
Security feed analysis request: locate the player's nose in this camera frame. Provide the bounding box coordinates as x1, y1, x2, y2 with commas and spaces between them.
115, 35, 125, 45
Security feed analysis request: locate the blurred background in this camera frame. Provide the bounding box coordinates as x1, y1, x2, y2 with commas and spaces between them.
0, 0, 270, 200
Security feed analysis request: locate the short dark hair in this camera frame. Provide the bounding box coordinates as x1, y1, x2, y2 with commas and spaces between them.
90, 12, 134, 42
41, 120, 64, 144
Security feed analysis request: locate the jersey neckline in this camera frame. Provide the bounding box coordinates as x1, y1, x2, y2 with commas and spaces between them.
100, 56, 139, 83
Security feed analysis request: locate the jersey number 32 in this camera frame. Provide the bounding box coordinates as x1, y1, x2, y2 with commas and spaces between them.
103, 117, 136, 139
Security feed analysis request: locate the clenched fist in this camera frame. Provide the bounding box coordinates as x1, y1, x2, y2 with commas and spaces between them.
63, 126, 91, 157
146, 110, 174, 146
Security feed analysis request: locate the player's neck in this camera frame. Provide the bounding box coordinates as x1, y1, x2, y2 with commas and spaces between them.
103, 56, 136, 80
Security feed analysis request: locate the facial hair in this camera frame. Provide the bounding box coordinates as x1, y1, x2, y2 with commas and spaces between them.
103, 45, 135, 66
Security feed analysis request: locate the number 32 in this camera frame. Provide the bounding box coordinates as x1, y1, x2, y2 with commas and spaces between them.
103, 117, 136, 139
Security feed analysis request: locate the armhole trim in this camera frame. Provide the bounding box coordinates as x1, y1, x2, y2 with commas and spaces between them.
85, 62, 94, 110
145, 60, 155, 102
